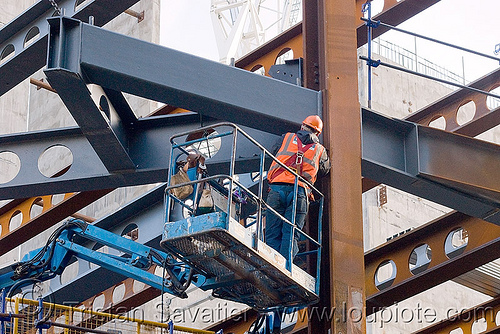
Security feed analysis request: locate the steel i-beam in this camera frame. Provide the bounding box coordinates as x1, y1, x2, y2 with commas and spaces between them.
365, 211, 500, 314
0, 117, 279, 199
44, 16, 321, 136
0, 0, 140, 97
362, 108, 500, 225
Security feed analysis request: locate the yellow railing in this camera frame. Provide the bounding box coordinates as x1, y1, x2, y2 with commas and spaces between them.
3, 297, 215, 334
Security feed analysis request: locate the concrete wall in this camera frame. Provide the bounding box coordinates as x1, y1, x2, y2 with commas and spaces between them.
1, 1, 499, 333
359, 48, 495, 332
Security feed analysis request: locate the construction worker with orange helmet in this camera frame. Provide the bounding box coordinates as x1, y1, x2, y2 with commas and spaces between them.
266, 115, 330, 262
265, 115, 330, 334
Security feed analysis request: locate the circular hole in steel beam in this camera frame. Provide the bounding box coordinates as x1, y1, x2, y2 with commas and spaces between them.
409, 244, 432, 275
428, 116, 446, 130
186, 128, 221, 159
444, 228, 469, 259
374, 259, 397, 291
121, 223, 139, 241
24, 26, 40, 48
0, 151, 21, 184
99, 95, 110, 120
92, 294, 105, 312
9, 210, 23, 231
487, 86, 500, 111
275, 48, 293, 65
0, 44, 15, 65
250, 64, 266, 76
456, 100, 476, 126
112, 284, 126, 304
38, 145, 73, 178
30, 198, 44, 219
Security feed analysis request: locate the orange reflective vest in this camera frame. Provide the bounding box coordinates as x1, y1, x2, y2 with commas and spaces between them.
267, 132, 324, 189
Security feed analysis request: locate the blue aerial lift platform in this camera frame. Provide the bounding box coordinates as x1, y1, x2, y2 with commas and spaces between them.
161, 123, 324, 312
0, 123, 323, 334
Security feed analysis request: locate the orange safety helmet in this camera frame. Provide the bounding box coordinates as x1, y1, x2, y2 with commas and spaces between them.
302, 115, 323, 134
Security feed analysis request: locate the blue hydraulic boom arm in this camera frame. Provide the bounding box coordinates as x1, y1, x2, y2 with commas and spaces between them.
0, 219, 194, 298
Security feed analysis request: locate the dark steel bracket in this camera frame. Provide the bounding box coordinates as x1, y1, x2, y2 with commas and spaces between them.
269, 58, 303, 86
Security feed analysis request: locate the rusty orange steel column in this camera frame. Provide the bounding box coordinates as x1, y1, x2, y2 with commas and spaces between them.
320, 0, 365, 333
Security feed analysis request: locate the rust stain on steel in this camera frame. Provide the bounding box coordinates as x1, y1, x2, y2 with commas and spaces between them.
405, 68, 500, 136
321, 0, 365, 332
356, 0, 442, 47
235, 23, 304, 74
0, 189, 112, 256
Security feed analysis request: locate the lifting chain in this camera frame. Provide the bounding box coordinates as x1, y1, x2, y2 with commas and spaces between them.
48, 0, 62, 16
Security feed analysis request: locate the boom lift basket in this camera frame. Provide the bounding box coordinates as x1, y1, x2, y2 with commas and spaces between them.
161, 123, 324, 311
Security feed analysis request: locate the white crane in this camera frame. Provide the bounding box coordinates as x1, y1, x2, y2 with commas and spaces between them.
210, 0, 302, 64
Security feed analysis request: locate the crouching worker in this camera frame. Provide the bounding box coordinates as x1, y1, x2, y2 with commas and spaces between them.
170, 151, 207, 202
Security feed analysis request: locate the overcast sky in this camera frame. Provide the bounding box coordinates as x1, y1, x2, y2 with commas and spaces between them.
159, 0, 499, 82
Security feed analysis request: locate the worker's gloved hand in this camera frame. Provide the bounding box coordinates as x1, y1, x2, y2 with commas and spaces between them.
198, 155, 206, 171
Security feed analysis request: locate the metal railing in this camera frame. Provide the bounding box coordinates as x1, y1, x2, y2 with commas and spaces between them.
372, 38, 467, 88
0, 296, 214, 334
164, 123, 323, 285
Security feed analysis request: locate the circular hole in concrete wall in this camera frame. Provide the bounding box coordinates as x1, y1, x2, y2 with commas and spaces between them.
445, 227, 469, 259
0, 44, 15, 65
456, 101, 476, 126
487, 86, 500, 110
9, 211, 22, 231
38, 145, 73, 178
0, 151, 21, 184
30, 198, 44, 219
112, 283, 126, 304
409, 244, 432, 275
24, 26, 40, 48
374, 260, 396, 291
428, 116, 446, 130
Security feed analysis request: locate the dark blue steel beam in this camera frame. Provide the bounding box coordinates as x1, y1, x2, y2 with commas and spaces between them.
44, 17, 321, 136
362, 108, 500, 225
0, 0, 139, 97
0, 115, 278, 200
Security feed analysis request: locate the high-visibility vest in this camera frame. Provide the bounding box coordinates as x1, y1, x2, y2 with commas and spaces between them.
267, 132, 324, 188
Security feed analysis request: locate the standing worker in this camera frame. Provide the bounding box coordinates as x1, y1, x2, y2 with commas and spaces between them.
265, 115, 330, 263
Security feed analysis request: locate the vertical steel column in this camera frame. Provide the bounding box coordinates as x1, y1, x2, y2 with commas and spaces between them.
313, 0, 365, 332
302, 2, 330, 332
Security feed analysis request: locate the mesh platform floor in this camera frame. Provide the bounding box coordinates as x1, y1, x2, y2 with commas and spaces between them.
161, 212, 318, 311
